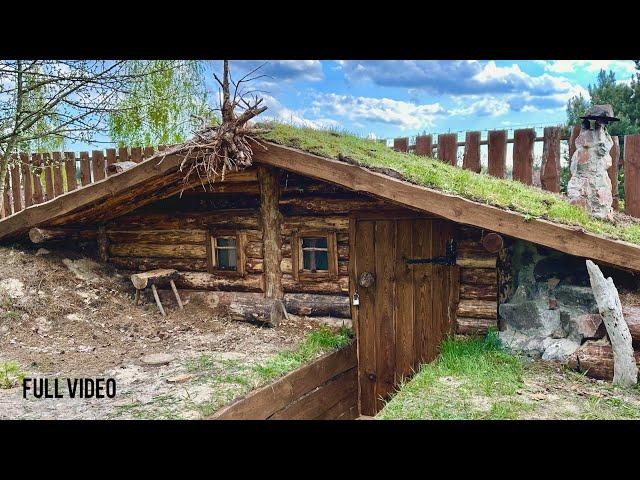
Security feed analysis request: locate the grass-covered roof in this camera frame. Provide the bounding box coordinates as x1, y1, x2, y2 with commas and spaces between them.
261, 123, 640, 246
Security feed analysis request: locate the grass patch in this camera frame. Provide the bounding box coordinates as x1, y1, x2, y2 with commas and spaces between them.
252, 326, 352, 382
260, 123, 640, 245
378, 331, 532, 420
0, 361, 25, 389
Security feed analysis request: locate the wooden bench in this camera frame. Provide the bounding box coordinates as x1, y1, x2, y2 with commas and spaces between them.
130, 268, 183, 316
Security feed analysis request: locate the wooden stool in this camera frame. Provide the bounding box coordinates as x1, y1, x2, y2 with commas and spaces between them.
130, 269, 183, 316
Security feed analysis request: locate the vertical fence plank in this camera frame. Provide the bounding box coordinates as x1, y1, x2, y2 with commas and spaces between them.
512, 128, 535, 185
2, 171, 11, 217
541, 126, 561, 192
143, 146, 155, 159
393, 137, 408, 152
130, 147, 142, 163
487, 130, 507, 178
32, 153, 44, 204
52, 152, 64, 197
462, 131, 481, 173
118, 146, 130, 163
79, 152, 91, 186
92, 150, 106, 181
624, 134, 640, 217
21, 153, 32, 208
437, 133, 458, 166
10, 156, 22, 212
42, 153, 54, 200
64, 152, 77, 192
610, 137, 620, 210
415, 135, 433, 157
568, 125, 581, 163
106, 148, 116, 176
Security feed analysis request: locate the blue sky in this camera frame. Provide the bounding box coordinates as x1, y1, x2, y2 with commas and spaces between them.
205, 60, 637, 141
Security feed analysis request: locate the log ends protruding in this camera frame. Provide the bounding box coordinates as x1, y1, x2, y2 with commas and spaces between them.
29, 227, 97, 244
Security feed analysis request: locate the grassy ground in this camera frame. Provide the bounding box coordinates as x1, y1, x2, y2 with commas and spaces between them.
260, 123, 640, 245
377, 332, 640, 420
110, 325, 352, 419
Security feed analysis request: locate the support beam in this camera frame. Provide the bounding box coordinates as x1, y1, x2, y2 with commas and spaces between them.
258, 166, 283, 299
29, 227, 97, 244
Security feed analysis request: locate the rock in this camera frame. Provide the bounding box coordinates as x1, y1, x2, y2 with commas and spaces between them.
166, 374, 194, 384
551, 328, 566, 339
65, 313, 84, 322
499, 300, 561, 337
554, 285, 598, 313
572, 313, 606, 340
140, 353, 175, 366
35, 248, 50, 256
541, 338, 580, 362
0, 279, 25, 299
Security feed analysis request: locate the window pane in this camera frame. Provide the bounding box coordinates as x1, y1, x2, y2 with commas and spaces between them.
215, 237, 237, 271
217, 237, 236, 248
303, 250, 328, 271
302, 237, 327, 249
315, 251, 328, 270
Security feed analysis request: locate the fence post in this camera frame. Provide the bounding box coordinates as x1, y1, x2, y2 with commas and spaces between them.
2, 171, 11, 217
118, 147, 130, 163
610, 137, 620, 210
65, 152, 77, 192
43, 153, 54, 201
92, 150, 106, 181
415, 135, 433, 157
437, 133, 458, 166
21, 153, 32, 208
143, 146, 155, 159
106, 148, 117, 176
130, 146, 142, 163
393, 137, 408, 152
513, 128, 535, 185
32, 153, 44, 204
462, 131, 481, 173
487, 130, 507, 178
79, 152, 91, 186
541, 126, 561, 192
52, 152, 64, 198
10, 155, 22, 212
624, 134, 640, 217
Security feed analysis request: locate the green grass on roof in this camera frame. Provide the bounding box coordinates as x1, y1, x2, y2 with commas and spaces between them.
260, 123, 640, 246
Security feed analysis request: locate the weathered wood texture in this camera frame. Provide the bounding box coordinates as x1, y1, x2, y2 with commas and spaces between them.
393, 137, 408, 153
512, 128, 535, 185
462, 131, 481, 173
130, 268, 179, 289
283, 293, 351, 318
29, 227, 97, 244
258, 166, 283, 299
567, 341, 640, 381
437, 133, 458, 166
624, 134, 640, 218
609, 137, 620, 210
540, 126, 561, 193
210, 343, 357, 419
487, 130, 507, 178
415, 135, 433, 157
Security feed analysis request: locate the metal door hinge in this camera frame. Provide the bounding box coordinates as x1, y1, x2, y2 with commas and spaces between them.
405, 239, 457, 266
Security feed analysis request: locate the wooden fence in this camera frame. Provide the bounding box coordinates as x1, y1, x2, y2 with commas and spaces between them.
210, 342, 358, 420
0, 145, 167, 219
391, 127, 640, 216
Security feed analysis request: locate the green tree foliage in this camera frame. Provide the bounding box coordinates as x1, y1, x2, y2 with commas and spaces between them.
108, 61, 213, 147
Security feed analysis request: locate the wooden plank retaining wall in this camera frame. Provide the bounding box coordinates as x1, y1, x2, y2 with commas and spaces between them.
210, 342, 358, 420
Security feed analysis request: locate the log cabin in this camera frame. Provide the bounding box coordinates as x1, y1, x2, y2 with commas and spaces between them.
3, 125, 640, 416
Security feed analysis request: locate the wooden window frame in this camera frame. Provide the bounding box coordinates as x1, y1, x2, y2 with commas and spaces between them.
206, 229, 246, 277
291, 229, 338, 281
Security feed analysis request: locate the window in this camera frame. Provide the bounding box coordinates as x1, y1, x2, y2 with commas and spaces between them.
301, 237, 329, 272
292, 230, 338, 280
207, 231, 246, 275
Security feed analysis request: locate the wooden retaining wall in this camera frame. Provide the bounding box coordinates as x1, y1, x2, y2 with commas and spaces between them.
210, 342, 358, 420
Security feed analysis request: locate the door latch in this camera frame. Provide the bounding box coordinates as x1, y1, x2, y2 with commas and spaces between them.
352, 293, 360, 306
405, 239, 457, 266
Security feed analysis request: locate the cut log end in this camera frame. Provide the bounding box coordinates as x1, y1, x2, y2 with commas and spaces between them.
130, 268, 179, 290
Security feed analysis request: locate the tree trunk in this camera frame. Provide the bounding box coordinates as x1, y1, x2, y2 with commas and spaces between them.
567, 341, 640, 381
259, 166, 283, 299
585, 260, 638, 386
283, 293, 351, 318
29, 227, 98, 243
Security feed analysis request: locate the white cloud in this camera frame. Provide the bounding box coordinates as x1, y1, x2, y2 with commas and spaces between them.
539, 60, 636, 74
311, 93, 443, 130
259, 94, 340, 130
449, 97, 510, 117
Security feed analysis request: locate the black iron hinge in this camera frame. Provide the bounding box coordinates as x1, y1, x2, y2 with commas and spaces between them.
405, 239, 457, 266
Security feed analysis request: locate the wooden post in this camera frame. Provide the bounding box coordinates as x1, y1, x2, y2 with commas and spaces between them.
143, 146, 155, 159
31, 153, 44, 204
118, 147, 130, 163
258, 166, 283, 299
462, 131, 481, 173
170, 279, 184, 309
10, 157, 22, 212
2, 172, 10, 217
624, 134, 640, 217
20, 153, 32, 208
43, 153, 54, 200
64, 152, 77, 192
52, 152, 64, 198
487, 130, 507, 178
79, 152, 91, 186
92, 150, 106, 181
512, 128, 535, 185
415, 135, 433, 157
437, 133, 458, 166
610, 137, 620, 210
105, 148, 117, 176
151, 284, 166, 316
130, 147, 142, 163
541, 126, 561, 192
393, 137, 408, 153
97, 225, 109, 262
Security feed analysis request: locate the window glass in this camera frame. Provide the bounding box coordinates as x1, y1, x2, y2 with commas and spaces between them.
214, 236, 237, 270
301, 236, 329, 272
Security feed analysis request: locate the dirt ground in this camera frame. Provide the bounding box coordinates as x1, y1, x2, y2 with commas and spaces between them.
0, 243, 326, 419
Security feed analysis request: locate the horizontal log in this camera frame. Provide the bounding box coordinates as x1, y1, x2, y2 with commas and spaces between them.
566, 341, 640, 381
283, 293, 351, 318
245, 241, 263, 258
460, 268, 497, 285
457, 254, 496, 269
131, 269, 178, 289
281, 216, 349, 235
246, 257, 264, 273
457, 299, 497, 319
109, 243, 207, 259
107, 229, 207, 245
456, 317, 498, 335
109, 256, 208, 272
459, 283, 498, 301
110, 211, 260, 230
282, 274, 349, 295
182, 182, 261, 195
279, 196, 387, 215
29, 227, 97, 244
228, 297, 288, 327
176, 272, 264, 292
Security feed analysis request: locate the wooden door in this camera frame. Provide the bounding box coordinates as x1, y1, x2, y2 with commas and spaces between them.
352, 216, 459, 416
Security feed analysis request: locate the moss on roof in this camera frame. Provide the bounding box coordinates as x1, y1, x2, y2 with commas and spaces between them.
261, 123, 640, 245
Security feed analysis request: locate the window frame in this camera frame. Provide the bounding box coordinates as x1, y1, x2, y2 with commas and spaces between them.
291, 229, 338, 281
206, 229, 246, 276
